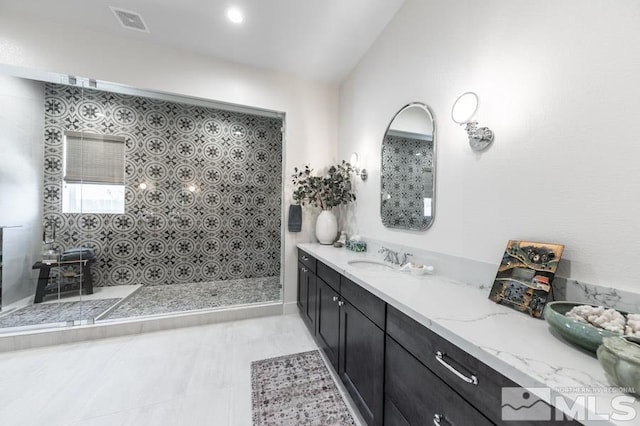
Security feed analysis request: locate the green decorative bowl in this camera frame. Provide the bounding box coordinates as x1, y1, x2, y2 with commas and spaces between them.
543, 301, 626, 353
597, 336, 640, 396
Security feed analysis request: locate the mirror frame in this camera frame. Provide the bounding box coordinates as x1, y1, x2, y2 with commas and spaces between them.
380, 102, 437, 231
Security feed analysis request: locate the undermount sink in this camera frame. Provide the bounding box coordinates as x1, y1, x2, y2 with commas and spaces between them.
347, 259, 397, 271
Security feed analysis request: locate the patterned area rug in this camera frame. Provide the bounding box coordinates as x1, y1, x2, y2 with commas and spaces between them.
0, 298, 121, 329
102, 276, 281, 319
251, 350, 355, 425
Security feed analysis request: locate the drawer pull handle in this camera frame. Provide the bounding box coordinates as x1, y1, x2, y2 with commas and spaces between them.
332, 296, 339, 302
301, 267, 308, 273
302, 255, 309, 261
435, 351, 478, 385
433, 414, 442, 425
337, 300, 344, 307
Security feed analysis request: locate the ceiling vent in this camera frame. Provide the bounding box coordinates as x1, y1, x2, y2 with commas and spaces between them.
110, 7, 149, 33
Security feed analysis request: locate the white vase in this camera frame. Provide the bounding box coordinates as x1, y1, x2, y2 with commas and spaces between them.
315, 210, 338, 245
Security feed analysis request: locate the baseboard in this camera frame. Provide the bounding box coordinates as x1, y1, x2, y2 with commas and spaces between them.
282, 301, 299, 315
0, 302, 283, 353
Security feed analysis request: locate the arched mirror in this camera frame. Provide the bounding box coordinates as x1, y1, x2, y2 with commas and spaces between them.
380, 102, 436, 230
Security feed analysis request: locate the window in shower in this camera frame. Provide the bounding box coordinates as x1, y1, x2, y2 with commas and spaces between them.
62, 131, 125, 214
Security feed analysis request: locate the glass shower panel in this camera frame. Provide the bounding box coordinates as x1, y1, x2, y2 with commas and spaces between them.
42, 79, 124, 327
174, 104, 210, 313
2, 75, 286, 333
71, 80, 104, 325
38, 78, 78, 327
100, 92, 173, 321
0, 75, 48, 332
74, 80, 132, 323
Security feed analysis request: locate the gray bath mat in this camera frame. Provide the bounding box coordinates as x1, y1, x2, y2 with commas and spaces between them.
251, 350, 355, 425
0, 298, 120, 329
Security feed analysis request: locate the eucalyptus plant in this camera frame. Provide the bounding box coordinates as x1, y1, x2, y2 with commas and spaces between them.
292, 161, 356, 210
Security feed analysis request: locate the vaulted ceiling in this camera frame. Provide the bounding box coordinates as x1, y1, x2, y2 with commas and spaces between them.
0, 0, 406, 82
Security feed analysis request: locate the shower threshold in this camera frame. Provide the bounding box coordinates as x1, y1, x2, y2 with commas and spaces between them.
0, 302, 283, 353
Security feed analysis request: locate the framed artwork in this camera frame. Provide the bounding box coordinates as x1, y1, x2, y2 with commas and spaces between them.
488, 240, 564, 318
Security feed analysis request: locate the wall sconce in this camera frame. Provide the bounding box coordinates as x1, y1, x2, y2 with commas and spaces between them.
451, 92, 494, 151
349, 152, 368, 180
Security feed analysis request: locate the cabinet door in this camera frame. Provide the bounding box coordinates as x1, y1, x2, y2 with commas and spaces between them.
385, 336, 493, 426
296, 261, 306, 310
297, 262, 317, 333
339, 301, 384, 426
316, 278, 341, 370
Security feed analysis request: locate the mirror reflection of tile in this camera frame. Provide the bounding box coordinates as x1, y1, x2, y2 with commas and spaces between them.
381, 134, 433, 229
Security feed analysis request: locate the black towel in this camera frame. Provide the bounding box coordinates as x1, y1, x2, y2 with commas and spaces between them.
60, 247, 96, 261
288, 204, 302, 232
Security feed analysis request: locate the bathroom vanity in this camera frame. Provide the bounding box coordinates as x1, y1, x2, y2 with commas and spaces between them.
297, 244, 635, 426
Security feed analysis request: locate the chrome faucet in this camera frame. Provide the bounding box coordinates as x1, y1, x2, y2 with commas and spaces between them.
379, 247, 413, 266
379, 247, 397, 264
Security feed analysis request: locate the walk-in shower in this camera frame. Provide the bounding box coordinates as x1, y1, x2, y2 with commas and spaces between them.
0, 74, 284, 332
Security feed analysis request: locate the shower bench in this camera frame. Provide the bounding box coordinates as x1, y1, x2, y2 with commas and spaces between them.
32, 258, 95, 303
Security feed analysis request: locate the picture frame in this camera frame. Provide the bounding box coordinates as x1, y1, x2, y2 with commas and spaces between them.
488, 240, 564, 318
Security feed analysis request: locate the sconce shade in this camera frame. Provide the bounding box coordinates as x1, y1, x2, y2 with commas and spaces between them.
451, 92, 479, 124
350, 151, 367, 180
451, 92, 494, 151
349, 152, 359, 168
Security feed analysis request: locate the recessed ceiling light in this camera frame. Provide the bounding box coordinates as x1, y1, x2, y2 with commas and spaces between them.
227, 7, 244, 24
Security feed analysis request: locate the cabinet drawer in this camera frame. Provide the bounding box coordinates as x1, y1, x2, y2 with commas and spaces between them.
387, 305, 509, 424
386, 336, 493, 426
340, 276, 386, 330
317, 261, 340, 292
297, 249, 316, 273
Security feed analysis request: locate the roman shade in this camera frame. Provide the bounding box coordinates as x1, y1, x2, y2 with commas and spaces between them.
63, 131, 125, 185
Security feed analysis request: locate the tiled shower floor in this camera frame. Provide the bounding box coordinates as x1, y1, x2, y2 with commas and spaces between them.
0, 299, 120, 329
0, 277, 282, 331
100, 276, 282, 320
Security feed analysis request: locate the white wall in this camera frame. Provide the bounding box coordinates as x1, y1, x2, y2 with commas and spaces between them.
0, 13, 339, 306
0, 76, 44, 306
339, 0, 640, 292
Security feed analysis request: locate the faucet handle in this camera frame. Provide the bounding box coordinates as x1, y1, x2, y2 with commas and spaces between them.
400, 252, 413, 266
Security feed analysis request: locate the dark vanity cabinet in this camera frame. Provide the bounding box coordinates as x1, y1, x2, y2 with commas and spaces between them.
386, 305, 494, 425
297, 250, 317, 332
315, 272, 341, 369
339, 290, 385, 426
298, 249, 385, 426
296, 249, 575, 426
385, 306, 580, 426
385, 336, 493, 426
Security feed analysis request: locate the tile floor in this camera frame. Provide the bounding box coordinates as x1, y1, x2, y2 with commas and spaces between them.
0, 314, 360, 426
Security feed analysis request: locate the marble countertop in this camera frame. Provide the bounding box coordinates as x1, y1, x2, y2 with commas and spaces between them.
298, 243, 639, 426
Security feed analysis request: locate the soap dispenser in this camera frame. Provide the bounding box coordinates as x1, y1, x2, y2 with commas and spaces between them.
334, 231, 347, 248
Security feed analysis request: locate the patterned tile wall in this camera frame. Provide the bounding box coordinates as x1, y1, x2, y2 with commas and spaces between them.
380, 134, 433, 229
43, 83, 283, 286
